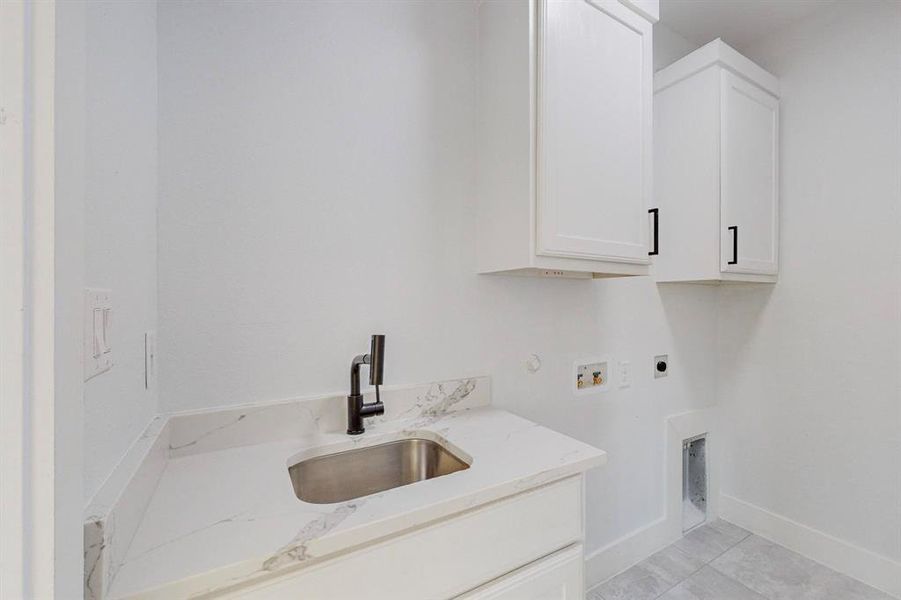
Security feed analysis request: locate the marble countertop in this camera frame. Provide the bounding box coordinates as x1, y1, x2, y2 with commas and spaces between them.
107, 390, 605, 599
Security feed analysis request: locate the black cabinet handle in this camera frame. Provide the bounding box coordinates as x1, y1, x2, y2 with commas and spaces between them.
648, 208, 659, 256
728, 225, 738, 264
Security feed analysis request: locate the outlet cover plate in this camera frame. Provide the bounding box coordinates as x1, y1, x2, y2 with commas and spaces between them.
619, 360, 631, 388
84, 288, 113, 381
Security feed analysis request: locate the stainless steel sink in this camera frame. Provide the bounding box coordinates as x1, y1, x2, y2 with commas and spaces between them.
288, 438, 470, 504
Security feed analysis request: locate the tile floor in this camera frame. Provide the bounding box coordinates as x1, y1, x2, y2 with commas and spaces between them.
587, 520, 894, 600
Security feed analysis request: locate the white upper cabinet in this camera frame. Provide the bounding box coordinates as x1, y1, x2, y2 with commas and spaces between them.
477, 0, 657, 279
720, 71, 779, 275
653, 39, 780, 284
537, 0, 652, 263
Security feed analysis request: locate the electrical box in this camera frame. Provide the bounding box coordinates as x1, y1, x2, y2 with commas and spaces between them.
683, 434, 707, 531
573, 357, 610, 394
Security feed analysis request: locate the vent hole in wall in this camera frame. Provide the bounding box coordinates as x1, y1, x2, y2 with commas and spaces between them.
682, 434, 707, 532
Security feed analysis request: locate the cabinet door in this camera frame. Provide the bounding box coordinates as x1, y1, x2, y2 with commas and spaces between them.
536, 0, 651, 263
458, 545, 584, 600
720, 70, 779, 275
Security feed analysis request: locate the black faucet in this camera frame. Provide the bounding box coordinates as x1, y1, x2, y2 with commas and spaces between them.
347, 334, 385, 435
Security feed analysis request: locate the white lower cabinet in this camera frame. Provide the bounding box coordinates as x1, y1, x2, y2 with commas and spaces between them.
221, 477, 585, 599
457, 545, 584, 600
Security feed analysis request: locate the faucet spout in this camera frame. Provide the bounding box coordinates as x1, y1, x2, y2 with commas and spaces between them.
347, 335, 386, 435
349, 353, 369, 397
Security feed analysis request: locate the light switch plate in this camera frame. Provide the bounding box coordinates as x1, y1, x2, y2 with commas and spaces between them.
84, 288, 113, 381
619, 360, 631, 388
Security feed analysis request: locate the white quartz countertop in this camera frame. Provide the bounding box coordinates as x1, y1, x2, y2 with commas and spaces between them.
108, 403, 606, 599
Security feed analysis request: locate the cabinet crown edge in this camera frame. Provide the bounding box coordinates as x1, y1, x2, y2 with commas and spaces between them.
654, 38, 779, 98
617, 0, 660, 24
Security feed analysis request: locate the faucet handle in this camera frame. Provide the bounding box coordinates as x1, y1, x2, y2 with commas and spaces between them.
369, 334, 385, 386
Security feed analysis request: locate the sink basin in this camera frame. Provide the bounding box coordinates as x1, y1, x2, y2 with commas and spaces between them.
288, 438, 470, 504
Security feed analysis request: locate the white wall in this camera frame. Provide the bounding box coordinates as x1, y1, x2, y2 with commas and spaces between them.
157, 0, 717, 554
55, 0, 88, 593
719, 0, 901, 564
83, 0, 158, 503
653, 22, 698, 71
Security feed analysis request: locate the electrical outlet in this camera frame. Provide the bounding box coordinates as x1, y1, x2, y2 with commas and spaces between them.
619, 360, 631, 388
84, 289, 113, 381
573, 357, 610, 394
654, 354, 669, 378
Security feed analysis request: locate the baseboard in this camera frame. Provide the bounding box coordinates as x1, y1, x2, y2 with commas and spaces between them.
720, 494, 901, 599
584, 517, 679, 588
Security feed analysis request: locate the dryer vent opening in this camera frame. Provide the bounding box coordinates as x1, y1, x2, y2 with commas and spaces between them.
682, 434, 707, 532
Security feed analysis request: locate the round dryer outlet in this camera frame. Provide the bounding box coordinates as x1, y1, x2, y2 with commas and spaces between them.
654, 354, 669, 378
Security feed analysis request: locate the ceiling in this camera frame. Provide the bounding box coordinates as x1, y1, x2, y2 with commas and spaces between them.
659, 0, 835, 51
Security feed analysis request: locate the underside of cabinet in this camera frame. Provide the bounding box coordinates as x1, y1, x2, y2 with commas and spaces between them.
656, 273, 777, 285
481, 266, 646, 280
